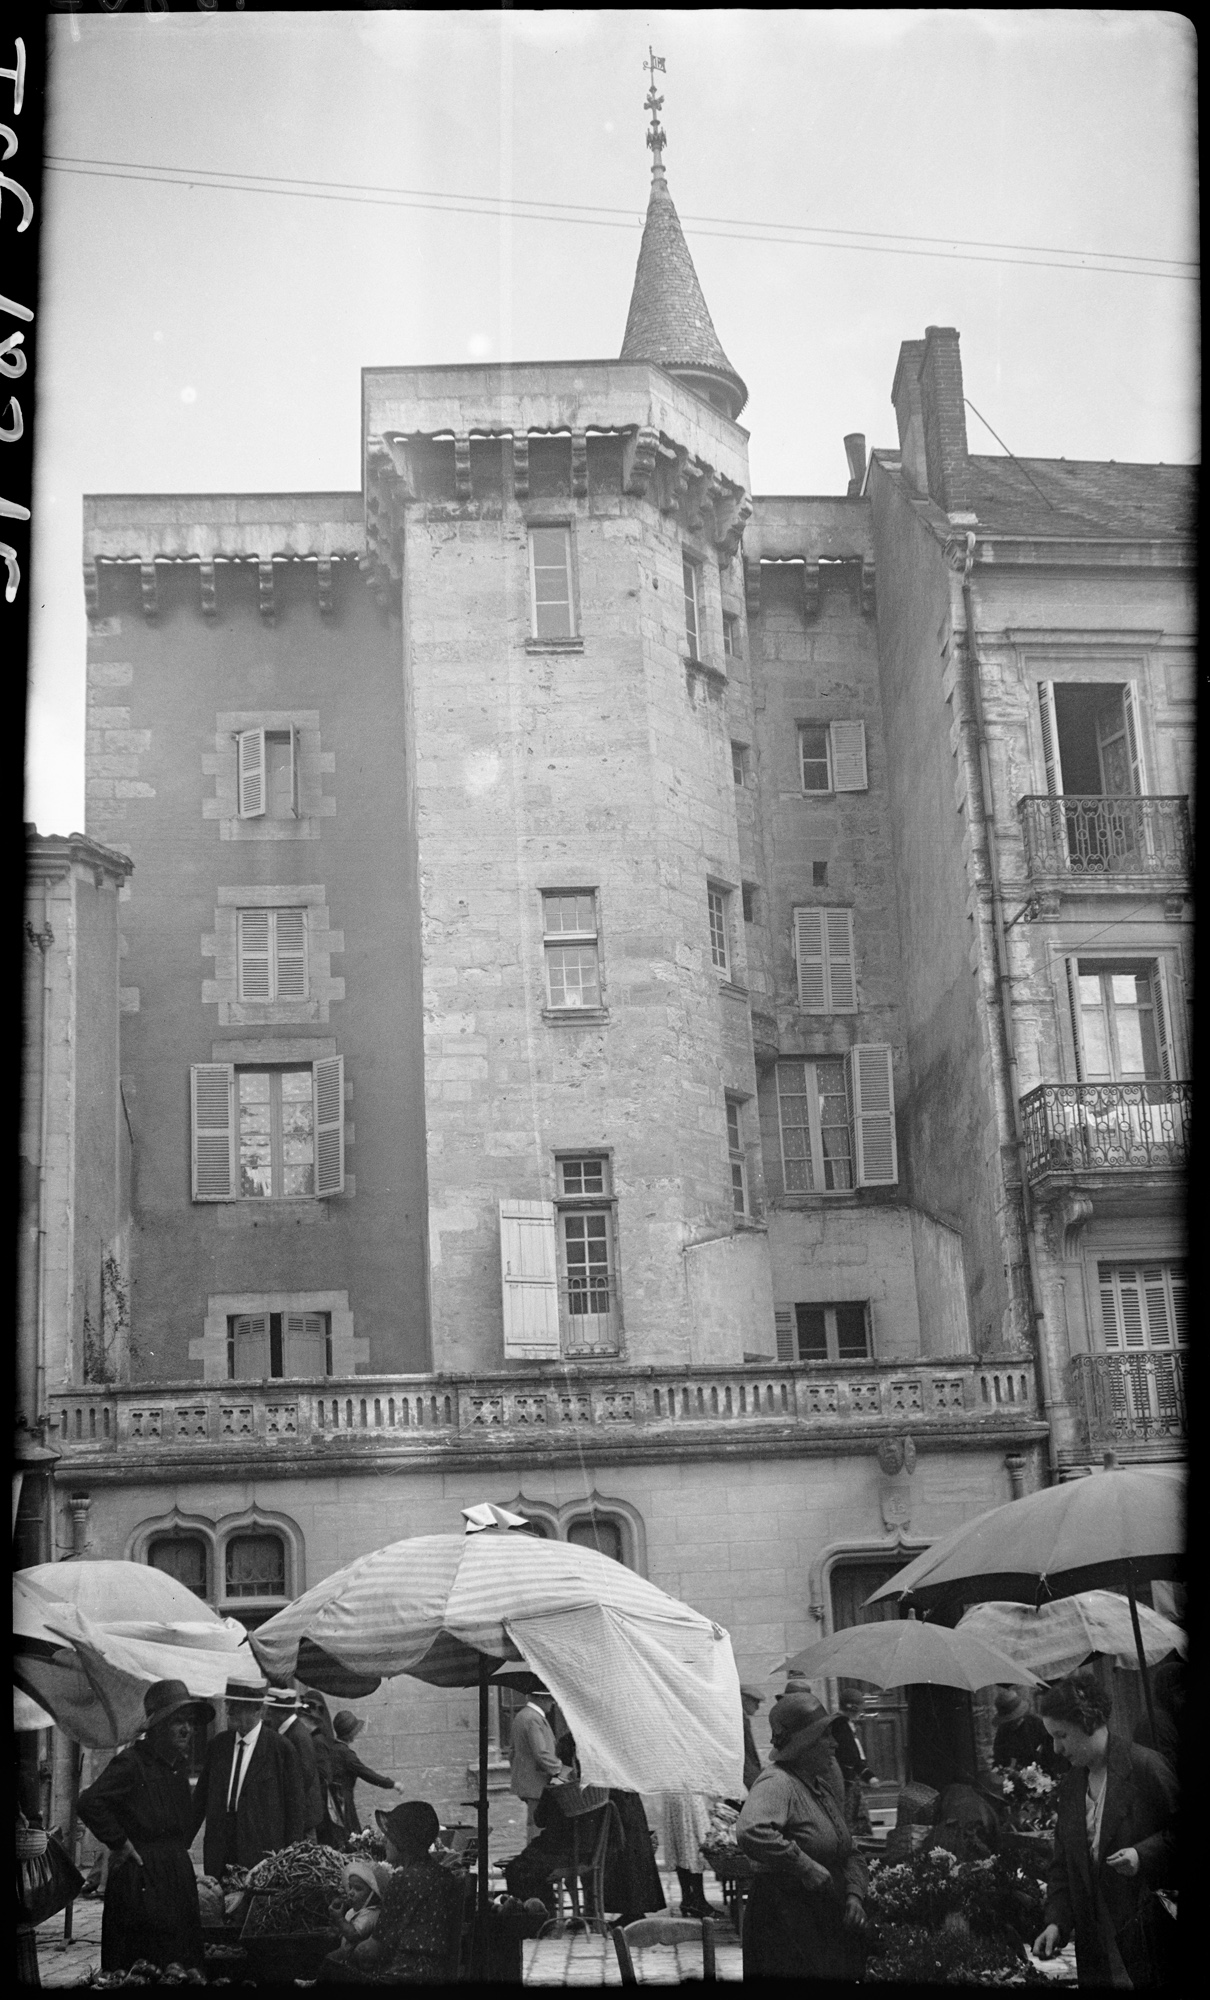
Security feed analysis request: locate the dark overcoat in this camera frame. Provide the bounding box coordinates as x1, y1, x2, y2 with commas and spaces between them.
1045, 1734, 1178, 1988
190, 1724, 306, 1877
77, 1738, 204, 1971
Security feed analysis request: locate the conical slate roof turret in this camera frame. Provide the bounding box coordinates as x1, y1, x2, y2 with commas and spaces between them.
620, 65, 747, 421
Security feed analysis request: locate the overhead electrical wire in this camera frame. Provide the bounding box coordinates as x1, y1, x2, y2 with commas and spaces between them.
44, 154, 1197, 282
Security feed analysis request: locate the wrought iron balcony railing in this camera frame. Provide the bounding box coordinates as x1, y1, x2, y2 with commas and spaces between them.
1018, 795, 1192, 883
1020, 1081, 1190, 1181
1071, 1349, 1187, 1447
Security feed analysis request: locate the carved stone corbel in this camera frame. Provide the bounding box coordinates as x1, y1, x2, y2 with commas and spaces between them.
744, 557, 762, 621
454, 434, 472, 501
1057, 1191, 1094, 1257
364, 444, 411, 606
258, 561, 275, 621
139, 561, 158, 622
83, 559, 99, 620
684, 461, 706, 532
571, 430, 588, 499
317, 558, 334, 616
659, 443, 688, 516
715, 491, 752, 564
622, 426, 659, 499
512, 434, 530, 500
802, 562, 821, 623
199, 561, 217, 617
860, 562, 876, 618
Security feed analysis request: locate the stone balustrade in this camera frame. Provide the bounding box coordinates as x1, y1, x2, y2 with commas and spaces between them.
49, 1355, 1041, 1465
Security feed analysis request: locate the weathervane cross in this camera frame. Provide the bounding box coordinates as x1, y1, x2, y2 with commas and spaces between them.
643, 48, 667, 168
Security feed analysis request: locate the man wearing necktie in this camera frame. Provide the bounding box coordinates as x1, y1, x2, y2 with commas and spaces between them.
190, 1679, 306, 1877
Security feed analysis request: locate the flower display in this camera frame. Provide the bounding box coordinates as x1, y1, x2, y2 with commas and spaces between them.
864, 1843, 1050, 1983
995, 1761, 1059, 1833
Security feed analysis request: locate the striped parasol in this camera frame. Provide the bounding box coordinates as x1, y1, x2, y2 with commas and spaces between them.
250, 1511, 743, 1937
957, 1591, 1185, 1678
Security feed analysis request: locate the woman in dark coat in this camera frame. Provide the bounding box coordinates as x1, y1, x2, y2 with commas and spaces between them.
77, 1679, 213, 1973
736, 1692, 867, 1981
1033, 1672, 1178, 1988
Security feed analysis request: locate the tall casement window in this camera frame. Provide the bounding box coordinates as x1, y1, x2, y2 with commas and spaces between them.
776, 1301, 872, 1363
775, 1049, 897, 1191
798, 721, 868, 794
542, 891, 602, 1010
683, 557, 704, 660
497, 1158, 620, 1361
731, 741, 750, 786
707, 884, 732, 975
723, 613, 740, 660
1038, 682, 1146, 798
1071, 961, 1170, 1081
190, 1058, 344, 1200
793, 907, 857, 1013
237, 908, 308, 1002
236, 726, 300, 819
726, 1097, 749, 1217
222, 1533, 289, 1631
228, 1311, 331, 1380
528, 526, 575, 639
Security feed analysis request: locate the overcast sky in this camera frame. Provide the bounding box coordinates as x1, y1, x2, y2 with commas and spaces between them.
27, 8, 1198, 835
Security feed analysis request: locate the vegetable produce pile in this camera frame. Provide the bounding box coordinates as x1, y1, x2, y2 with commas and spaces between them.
239, 1839, 347, 1937
86, 1962, 204, 1987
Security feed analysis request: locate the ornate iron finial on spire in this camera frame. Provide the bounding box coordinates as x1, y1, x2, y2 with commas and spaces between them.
643, 48, 667, 174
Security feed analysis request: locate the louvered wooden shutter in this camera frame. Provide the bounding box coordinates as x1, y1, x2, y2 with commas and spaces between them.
1169, 1268, 1187, 1346
238, 910, 273, 1000
236, 727, 267, 818
825, 909, 857, 1012
1037, 684, 1063, 796
774, 1306, 796, 1363
847, 1044, 898, 1186
499, 1200, 561, 1358
232, 1313, 271, 1377
1064, 958, 1085, 1083
1123, 683, 1147, 795
289, 722, 301, 819
283, 1311, 327, 1376
312, 1056, 344, 1197
830, 721, 868, 792
1149, 960, 1173, 1079
794, 908, 827, 1011
191, 1064, 236, 1200
274, 909, 308, 999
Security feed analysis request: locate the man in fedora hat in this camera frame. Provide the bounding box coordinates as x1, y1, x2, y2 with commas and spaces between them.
265, 1687, 326, 1842
78, 1678, 214, 1972
190, 1677, 306, 1876
736, 1691, 868, 1981
508, 1683, 569, 1834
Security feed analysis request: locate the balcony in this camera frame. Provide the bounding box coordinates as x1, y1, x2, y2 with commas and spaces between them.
1071, 1350, 1187, 1455
1018, 795, 1192, 895
1021, 1081, 1190, 1194
47, 1355, 1043, 1471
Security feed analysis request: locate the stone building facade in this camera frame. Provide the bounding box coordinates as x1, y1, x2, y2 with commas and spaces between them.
28, 127, 1187, 1837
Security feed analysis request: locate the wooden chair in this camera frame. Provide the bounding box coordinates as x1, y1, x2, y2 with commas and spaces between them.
544, 1800, 616, 1937
610, 1914, 718, 1984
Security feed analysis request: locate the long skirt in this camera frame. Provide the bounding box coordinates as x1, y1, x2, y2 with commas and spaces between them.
646, 1791, 711, 1873
603, 1793, 665, 1918
741, 1870, 865, 1983
100, 1842, 205, 1971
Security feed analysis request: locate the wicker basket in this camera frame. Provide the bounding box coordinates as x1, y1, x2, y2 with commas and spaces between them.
15, 1825, 48, 1861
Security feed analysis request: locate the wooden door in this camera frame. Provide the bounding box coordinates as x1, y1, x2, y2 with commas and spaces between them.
829, 1560, 910, 1784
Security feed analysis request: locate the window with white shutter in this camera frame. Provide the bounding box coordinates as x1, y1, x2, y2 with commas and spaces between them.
192, 1060, 343, 1201
775, 1058, 854, 1193
499, 1200, 562, 1358
283, 1311, 329, 1376
228, 1313, 271, 1378
793, 906, 856, 1013
1098, 1263, 1186, 1350
799, 722, 868, 794
846, 1045, 898, 1187
774, 1306, 795, 1362
237, 908, 308, 1002
191, 1064, 236, 1201
227, 1308, 332, 1379
236, 728, 266, 818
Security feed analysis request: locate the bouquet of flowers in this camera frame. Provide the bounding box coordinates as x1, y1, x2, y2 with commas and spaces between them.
344, 1825, 387, 1860
865, 1844, 1049, 1981
994, 1762, 1059, 1833
864, 1924, 1052, 1985
701, 1800, 739, 1855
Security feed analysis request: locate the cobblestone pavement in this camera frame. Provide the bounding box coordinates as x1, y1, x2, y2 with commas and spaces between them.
35, 1895, 104, 1989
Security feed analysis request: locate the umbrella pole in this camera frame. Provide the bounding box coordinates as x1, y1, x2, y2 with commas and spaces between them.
1126, 1577, 1159, 1748
477, 1656, 490, 1921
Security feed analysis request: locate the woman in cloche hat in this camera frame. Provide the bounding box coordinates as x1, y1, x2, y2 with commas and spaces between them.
734, 1690, 868, 1982
77, 1678, 215, 1975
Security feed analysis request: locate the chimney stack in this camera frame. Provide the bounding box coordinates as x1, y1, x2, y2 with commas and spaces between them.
843, 433, 867, 496
890, 339, 928, 494
918, 325, 973, 516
